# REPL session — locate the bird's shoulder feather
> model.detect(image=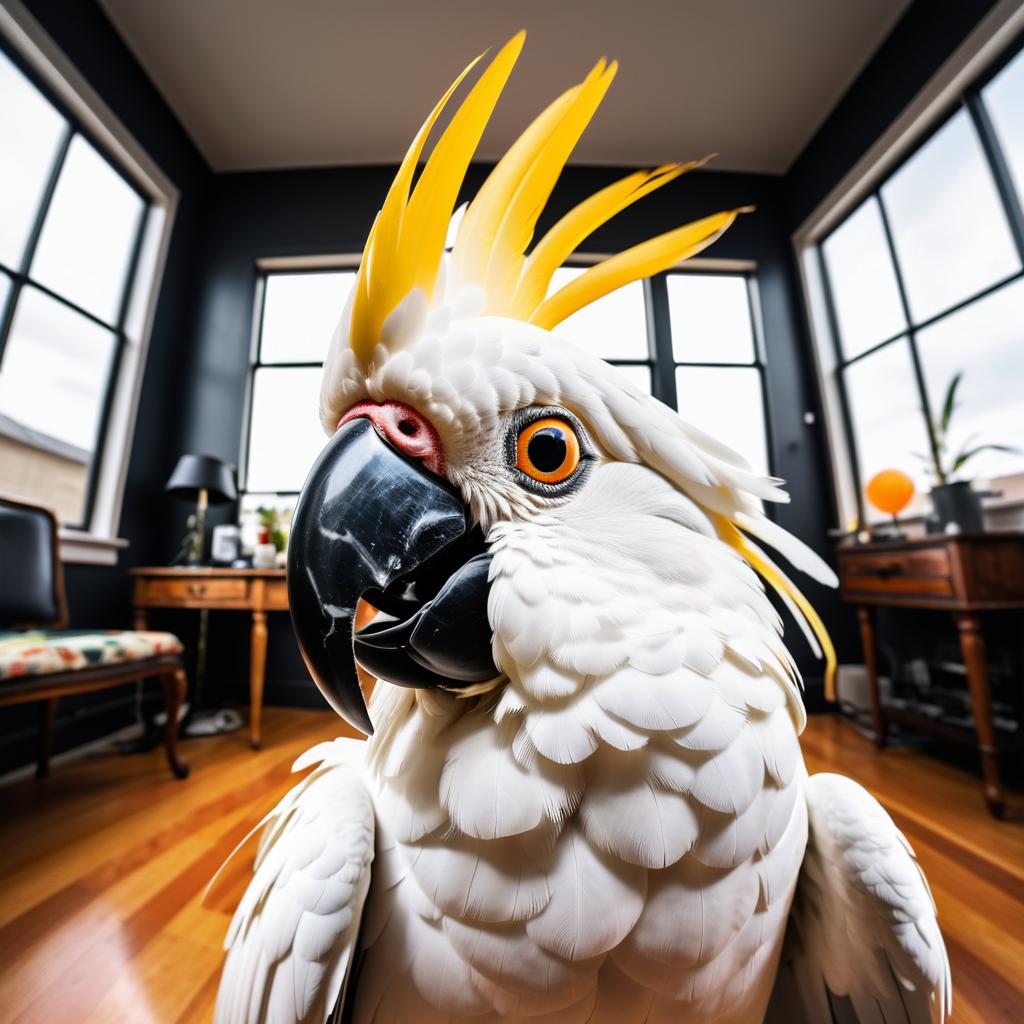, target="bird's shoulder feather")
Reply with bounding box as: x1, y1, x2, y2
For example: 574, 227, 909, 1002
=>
215, 738, 375, 1024
766, 772, 951, 1024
